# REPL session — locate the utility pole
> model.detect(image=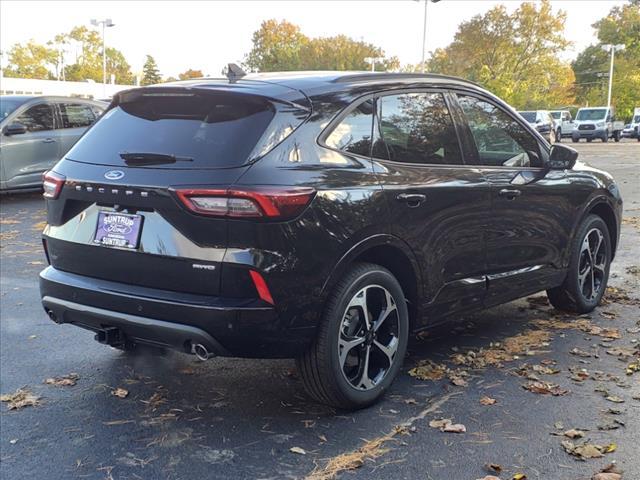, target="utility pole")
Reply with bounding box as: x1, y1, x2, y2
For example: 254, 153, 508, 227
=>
417, 0, 441, 73
364, 57, 384, 72
601, 44, 625, 109
90, 18, 115, 96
